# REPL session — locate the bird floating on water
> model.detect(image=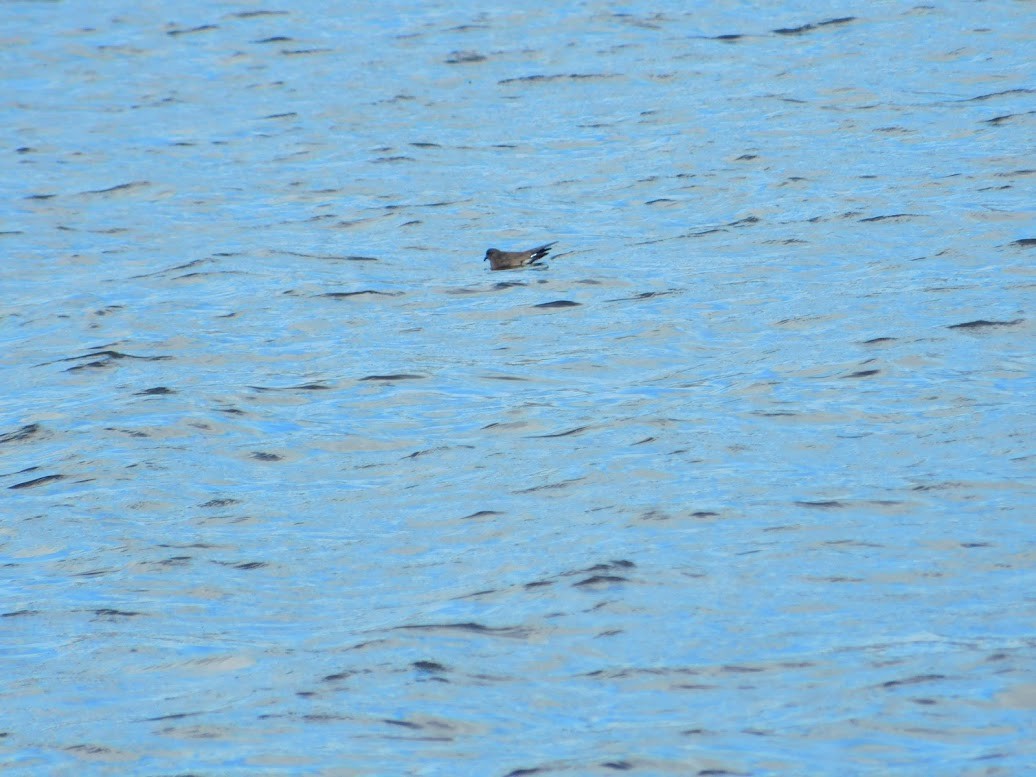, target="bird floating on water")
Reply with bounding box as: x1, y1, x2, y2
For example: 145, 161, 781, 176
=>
484, 242, 558, 270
